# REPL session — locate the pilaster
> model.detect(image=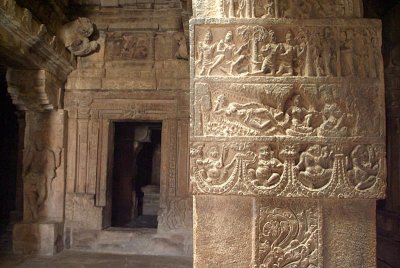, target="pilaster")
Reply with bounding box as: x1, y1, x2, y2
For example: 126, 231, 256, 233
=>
190, 0, 386, 267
